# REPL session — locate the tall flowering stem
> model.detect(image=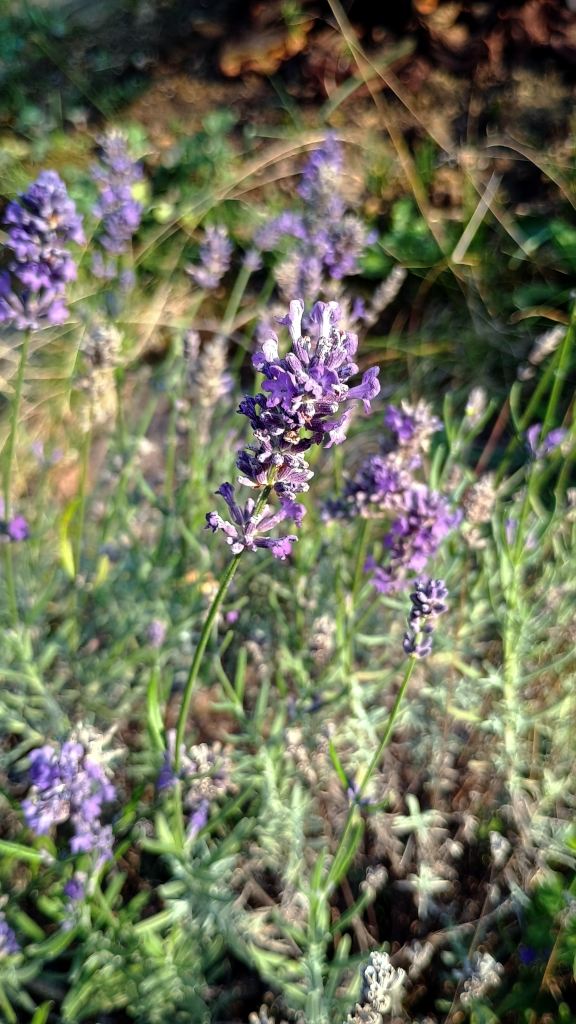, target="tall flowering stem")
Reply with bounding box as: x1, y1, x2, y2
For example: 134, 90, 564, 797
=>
327, 581, 448, 893
173, 550, 242, 773
3, 330, 31, 622
172, 299, 379, 823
